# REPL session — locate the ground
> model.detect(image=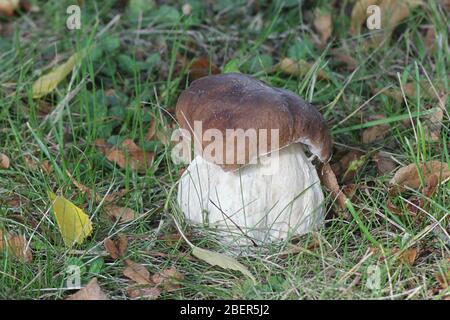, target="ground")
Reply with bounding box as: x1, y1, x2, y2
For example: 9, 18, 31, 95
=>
0, 0, 449, 299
